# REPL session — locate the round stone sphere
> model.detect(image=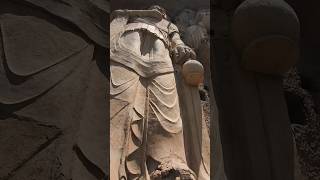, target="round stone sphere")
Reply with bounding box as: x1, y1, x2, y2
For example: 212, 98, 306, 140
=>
242, 35, 299, 74
182, 60, 204, 86
232, 0, 300, 51
231, 0, 300, 74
